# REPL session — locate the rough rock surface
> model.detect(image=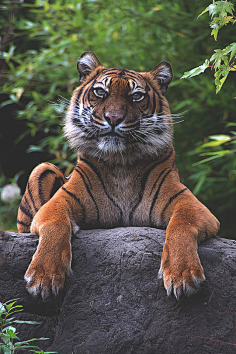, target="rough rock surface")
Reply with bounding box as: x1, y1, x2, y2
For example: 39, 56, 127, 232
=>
0, 227, 236, 354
